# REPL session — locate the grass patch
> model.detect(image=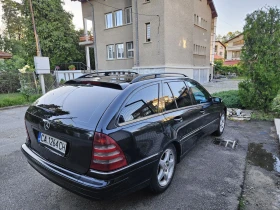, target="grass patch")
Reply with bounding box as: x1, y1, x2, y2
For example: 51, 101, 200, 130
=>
230, 76, 246, 80
238, 197, 246, 210
0, 93, 41, 108
251, 111, 279, 121
212, 90, 242, 108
